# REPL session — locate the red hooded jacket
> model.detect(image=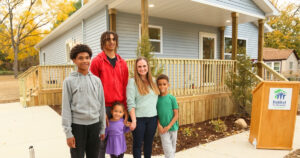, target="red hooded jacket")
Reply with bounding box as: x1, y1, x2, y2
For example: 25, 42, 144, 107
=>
90, 51, 128, 108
